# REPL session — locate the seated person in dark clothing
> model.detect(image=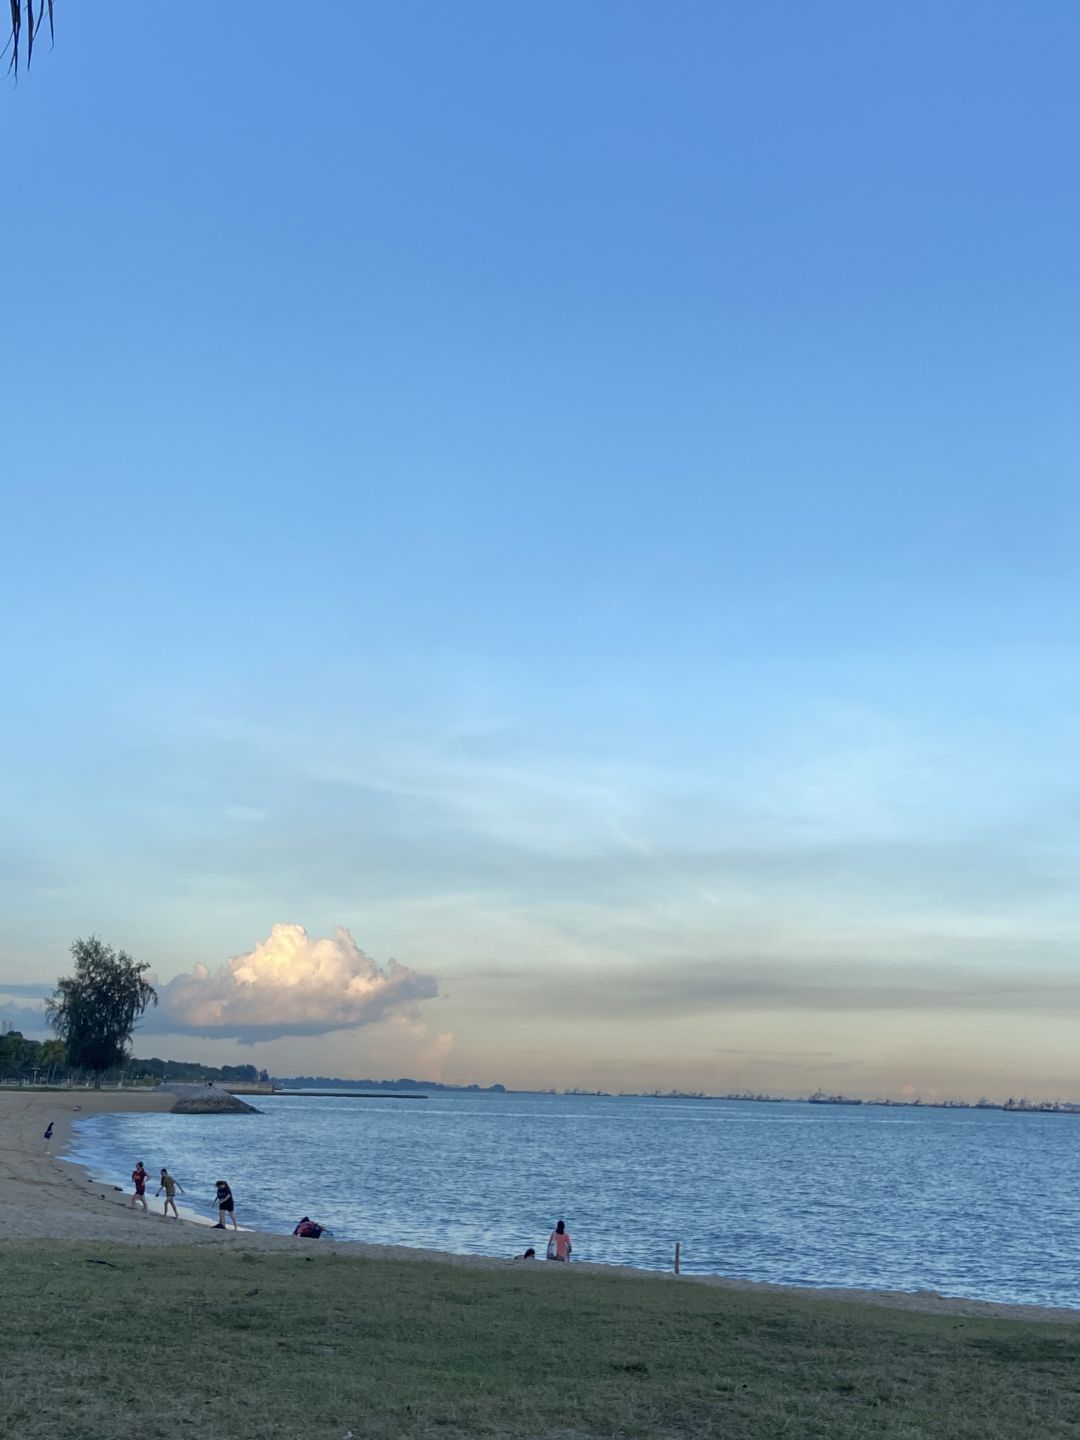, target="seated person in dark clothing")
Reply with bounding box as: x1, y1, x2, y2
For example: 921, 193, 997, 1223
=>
292, 1216, 326, 1238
